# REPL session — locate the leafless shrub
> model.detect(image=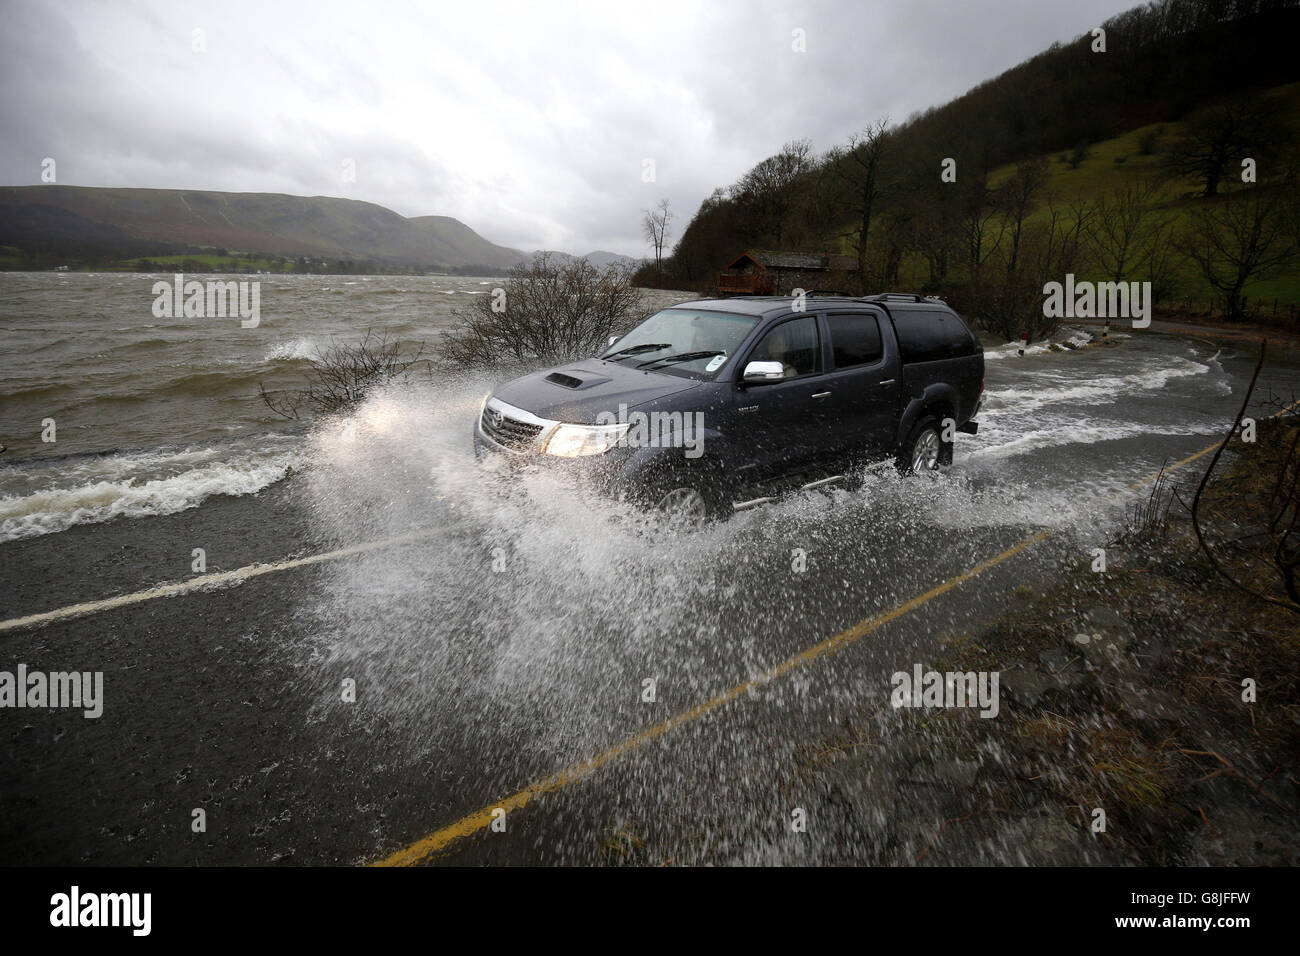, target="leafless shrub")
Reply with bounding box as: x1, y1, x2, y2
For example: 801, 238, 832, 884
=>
1185, 186, 1297, 321
962, 192, 1092, 343
439, 253, 645, 370
1126, 463, 1177, 542
260, 330, 428, 420
1191, 342, 1300, 614
1087, 179, 1168, 283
